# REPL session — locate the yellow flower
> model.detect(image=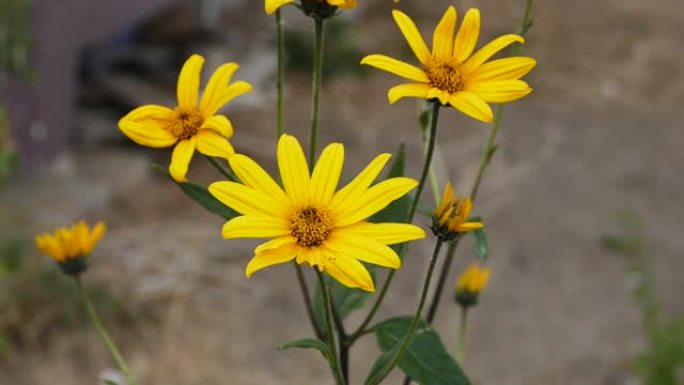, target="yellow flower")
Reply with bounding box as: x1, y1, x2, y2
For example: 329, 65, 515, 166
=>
208, 134, 425, 292
35, 221, 106, 275
361, 6, 536, 123
118, 54, 252, 182
456, 264, 490, 294
265, 0, 356, 15
432, 182, 483, 240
